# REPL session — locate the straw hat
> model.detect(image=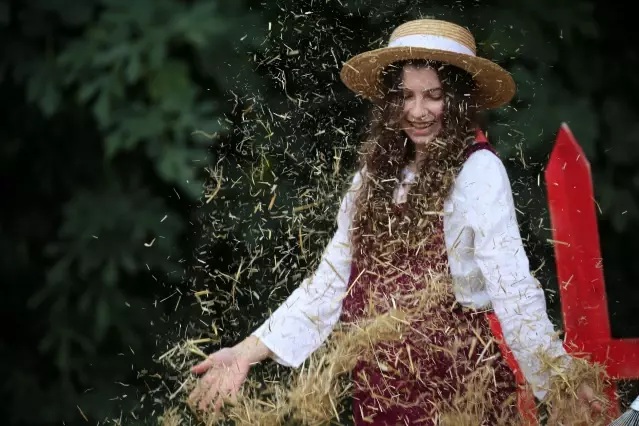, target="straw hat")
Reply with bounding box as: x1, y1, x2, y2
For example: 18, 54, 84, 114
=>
340, 19, 516, 110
